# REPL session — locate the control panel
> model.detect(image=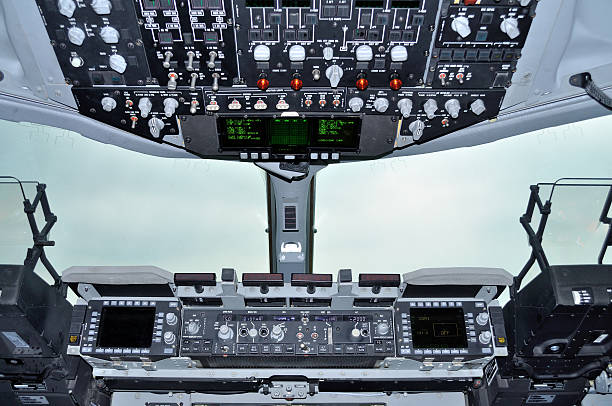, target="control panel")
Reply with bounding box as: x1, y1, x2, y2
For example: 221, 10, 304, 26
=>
35, 0, 538, 161
78, 298, 181, 360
